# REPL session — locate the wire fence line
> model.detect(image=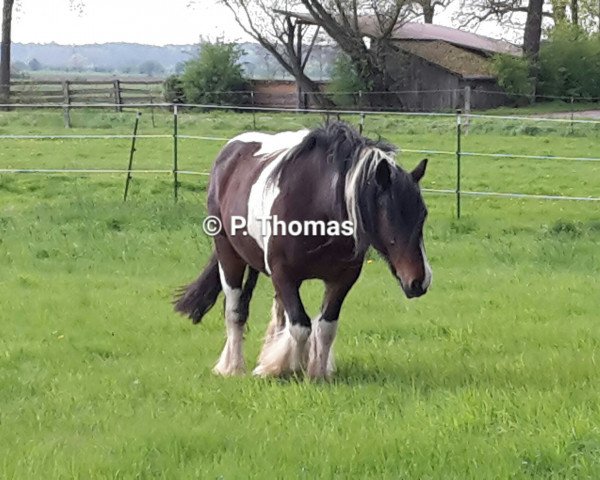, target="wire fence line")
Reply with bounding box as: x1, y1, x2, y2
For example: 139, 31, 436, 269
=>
2, 168, 597, 202
0, 168, 210, 176
2, 101, 600, 124
1, 102, 599, 210
0, 134, 172, 140
2, 133, 598, 164
422, 189, 600, 202
466, 113, 600, 125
